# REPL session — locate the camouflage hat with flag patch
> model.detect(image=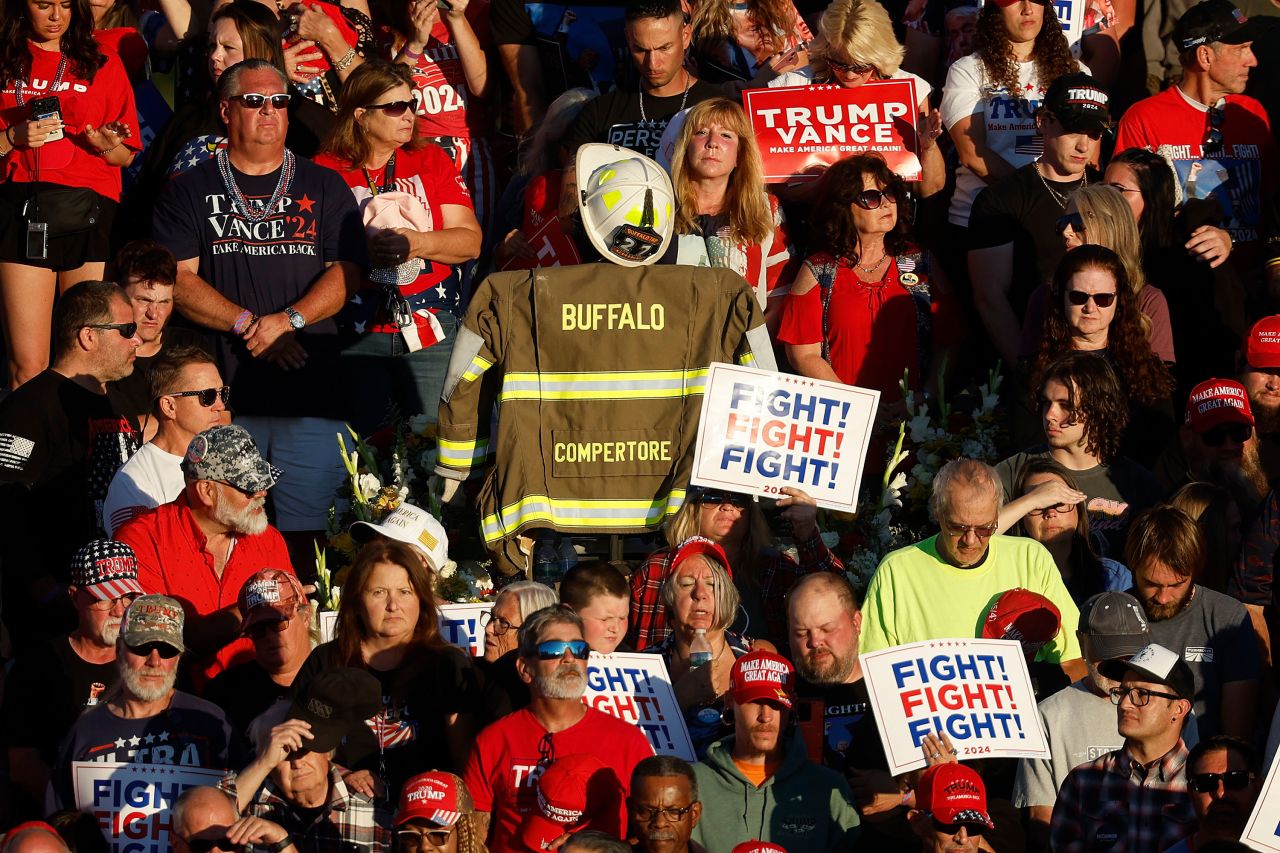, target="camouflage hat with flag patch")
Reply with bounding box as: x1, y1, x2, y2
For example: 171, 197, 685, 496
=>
70, 540, 144, 601
350, 502, 449, 572
121, 594, 186, 653
182, 424, 282, 493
